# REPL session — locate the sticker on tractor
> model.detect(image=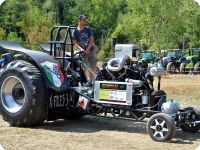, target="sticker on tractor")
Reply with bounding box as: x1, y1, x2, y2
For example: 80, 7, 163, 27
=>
78, 96, 89, 110
41, 61, 64, 87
